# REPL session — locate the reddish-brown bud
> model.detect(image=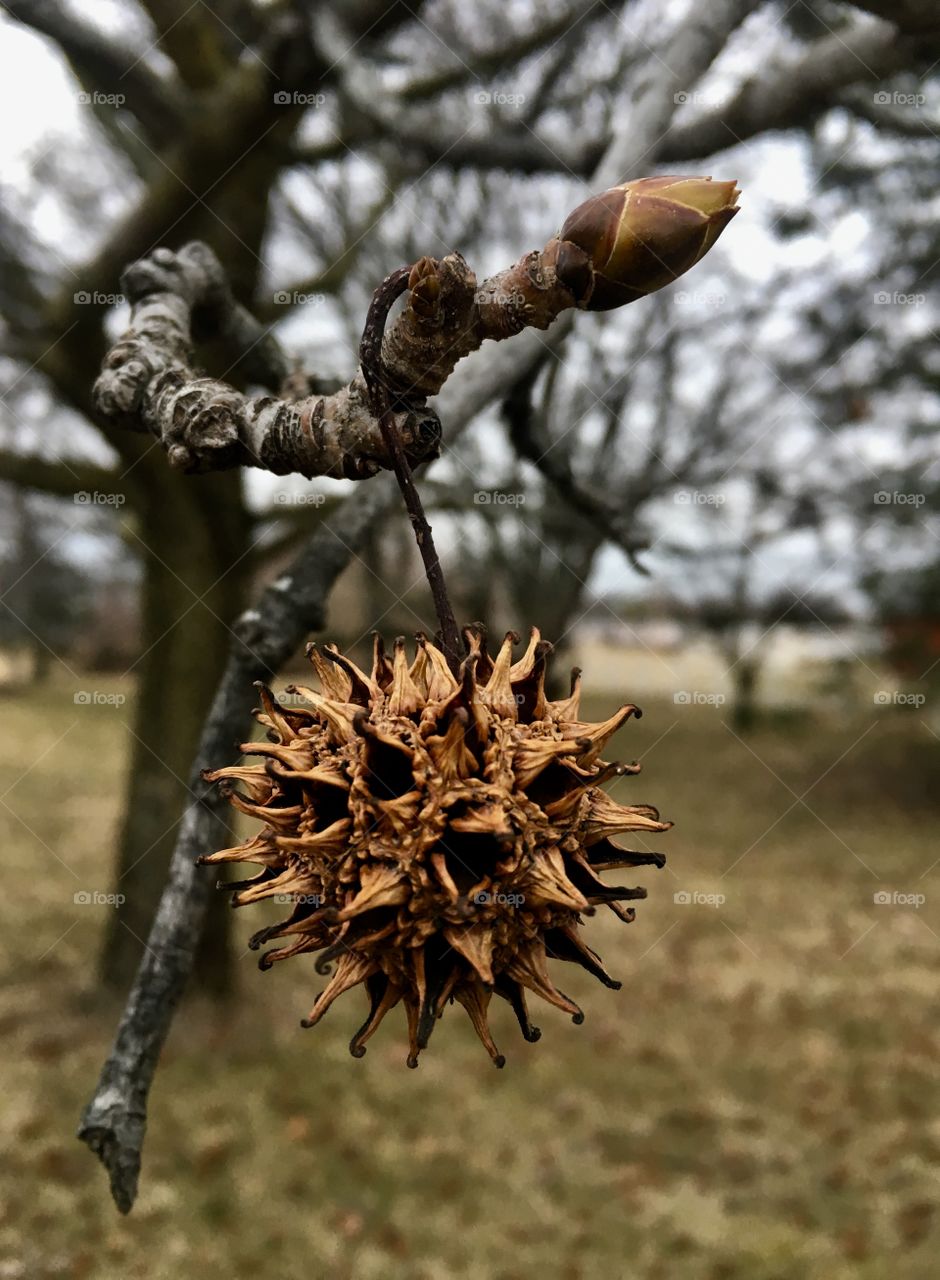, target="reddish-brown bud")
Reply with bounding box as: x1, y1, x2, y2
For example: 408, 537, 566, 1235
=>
558, 176, 740, 311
